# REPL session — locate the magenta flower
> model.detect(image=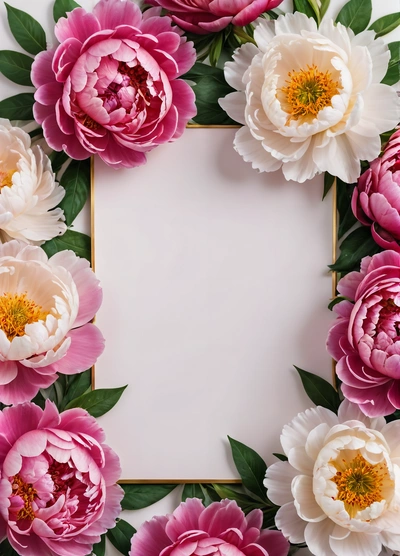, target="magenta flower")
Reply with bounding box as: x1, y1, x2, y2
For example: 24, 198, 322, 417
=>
147, 0, 284, 34
327, 250, 400, 417
352, 129, 400, 252
31, 0, 196, 169
0, 241, 104, 405
0, 401, 123, 556
130, 497, 289, 556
